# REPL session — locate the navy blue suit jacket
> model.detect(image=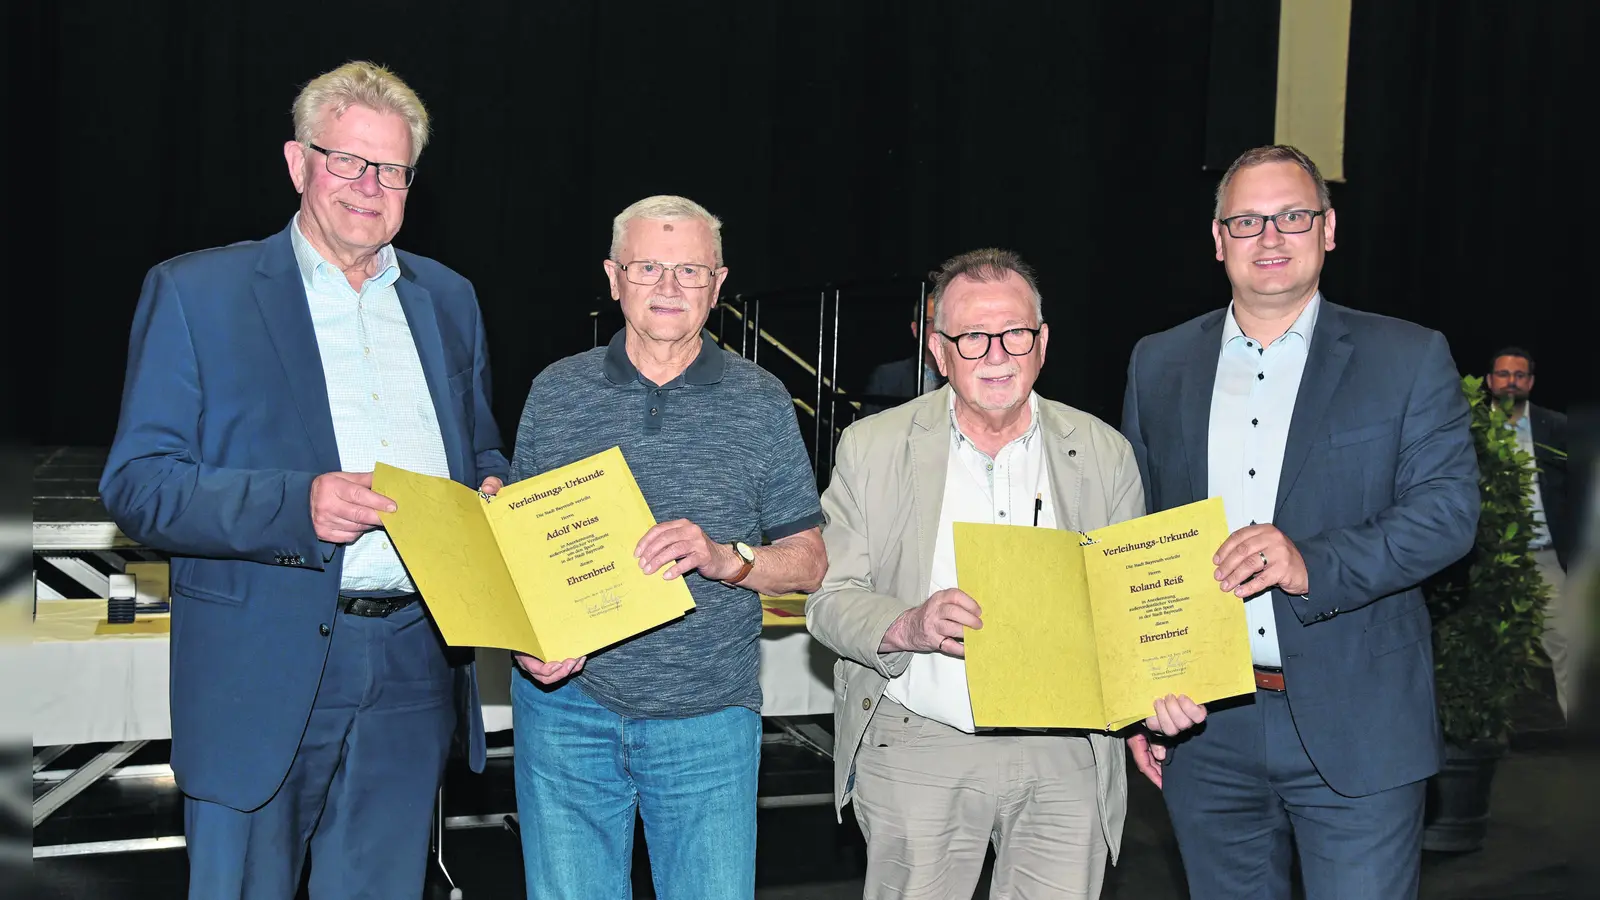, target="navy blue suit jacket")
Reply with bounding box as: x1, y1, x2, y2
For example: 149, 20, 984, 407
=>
100, 223, 509, 812
1121, 300, 1479, 797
